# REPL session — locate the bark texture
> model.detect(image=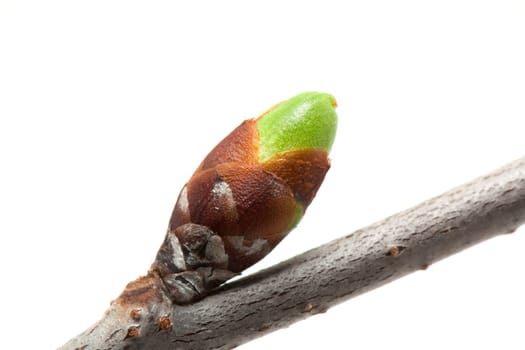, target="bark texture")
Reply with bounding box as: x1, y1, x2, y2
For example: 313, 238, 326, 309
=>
59, 156, 525, 350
